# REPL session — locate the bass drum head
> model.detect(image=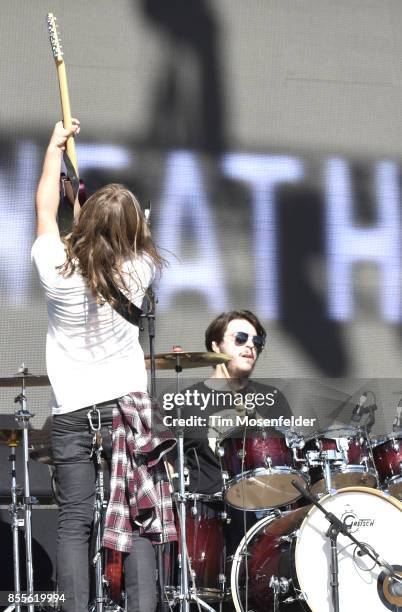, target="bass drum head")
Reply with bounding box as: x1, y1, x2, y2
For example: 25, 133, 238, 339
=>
295, 487, 402, 612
